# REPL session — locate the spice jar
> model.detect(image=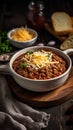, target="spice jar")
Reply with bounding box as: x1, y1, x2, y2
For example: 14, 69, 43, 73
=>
26, 1, 45, 31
